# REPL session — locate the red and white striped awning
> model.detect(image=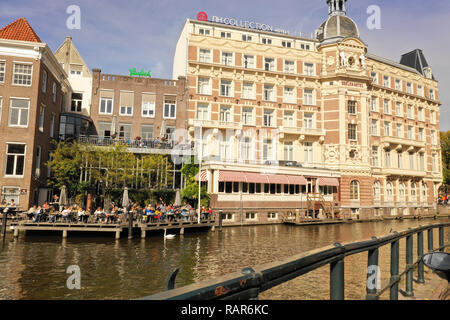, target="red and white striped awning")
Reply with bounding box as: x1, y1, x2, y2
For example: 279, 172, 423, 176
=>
318, 177, 340, 187
245, 172, 269, 184
286, 175, 307, 185
218, 171, 247, 183
266, 174, 290, 185
194, 171, 208, 182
